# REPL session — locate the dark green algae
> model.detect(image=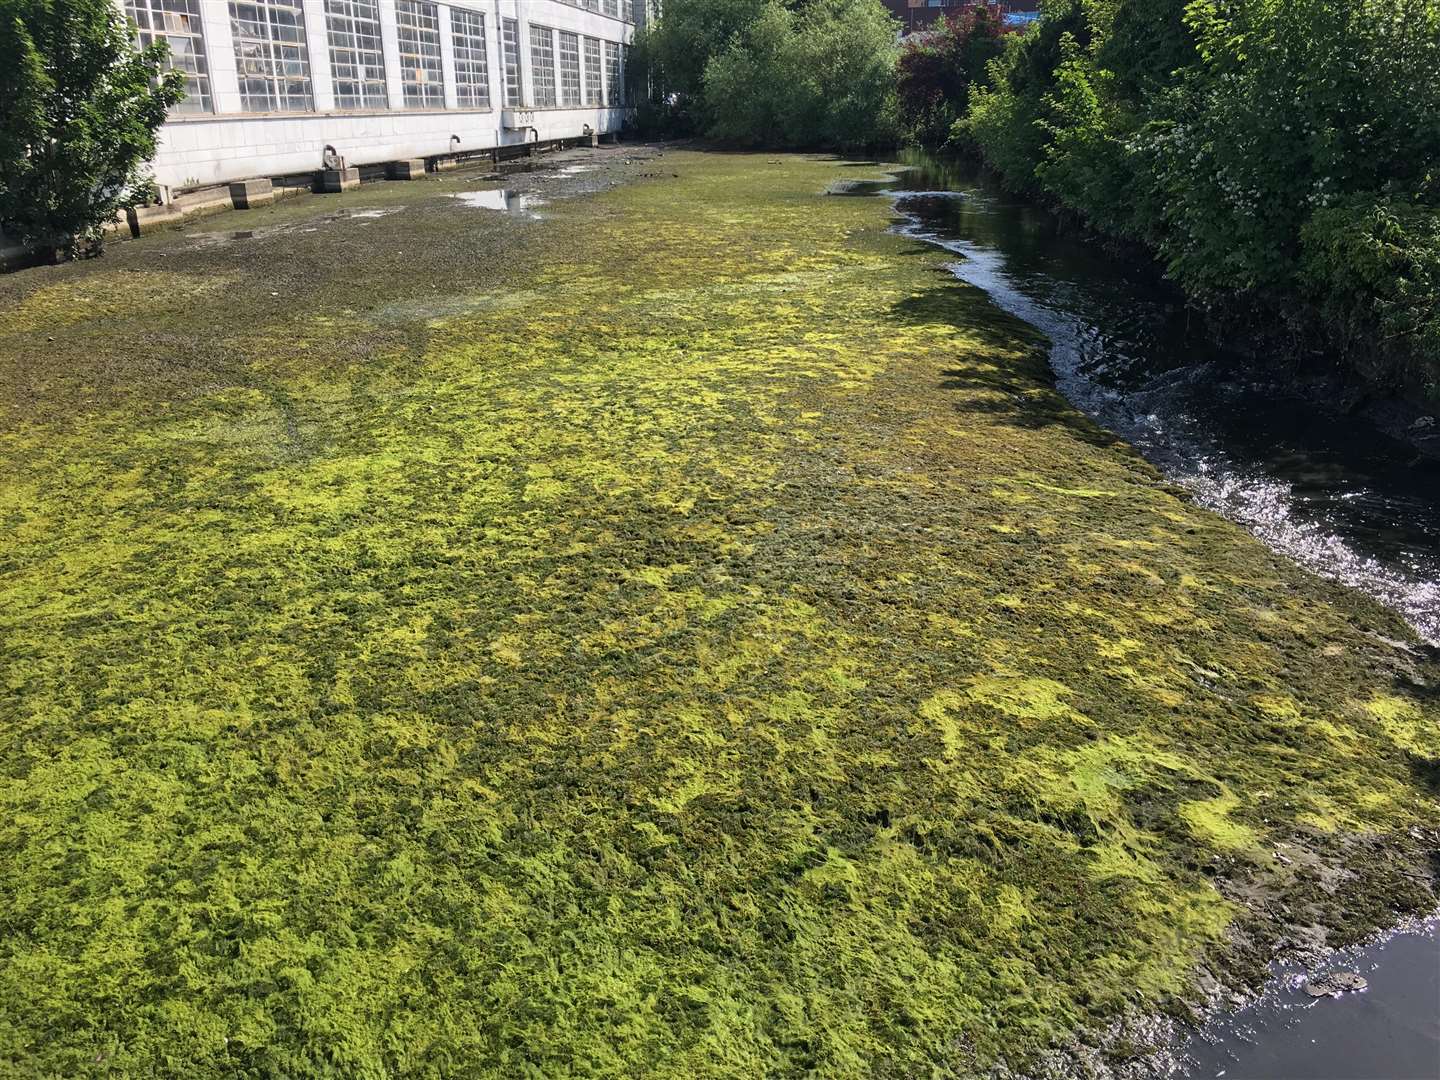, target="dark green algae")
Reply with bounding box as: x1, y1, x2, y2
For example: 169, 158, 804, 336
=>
0, 149, 1437, 1078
